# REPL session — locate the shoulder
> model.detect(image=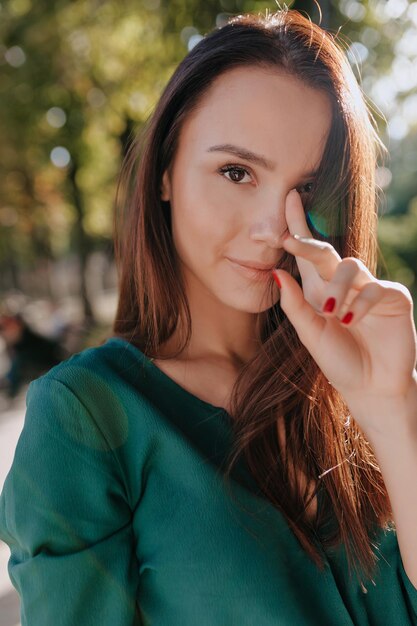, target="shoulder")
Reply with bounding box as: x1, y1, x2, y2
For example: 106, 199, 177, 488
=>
31, 336, 147, 399
26, 337, 154, 453
0, 338, 155, 521
37, 336, 143, 386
